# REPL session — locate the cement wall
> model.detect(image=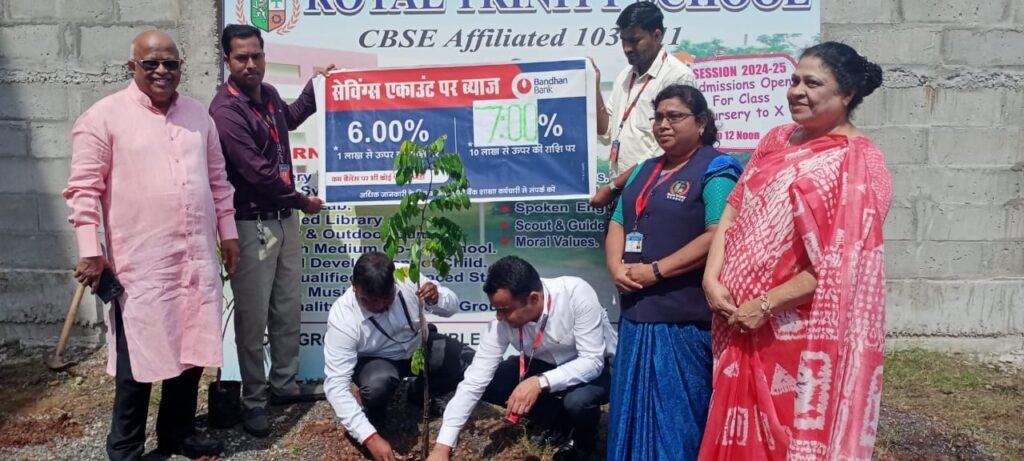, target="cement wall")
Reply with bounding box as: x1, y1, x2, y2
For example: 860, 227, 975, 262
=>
0, 0, 220, 343
822, 0, 1024, 350
1, 0, 1022, 350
